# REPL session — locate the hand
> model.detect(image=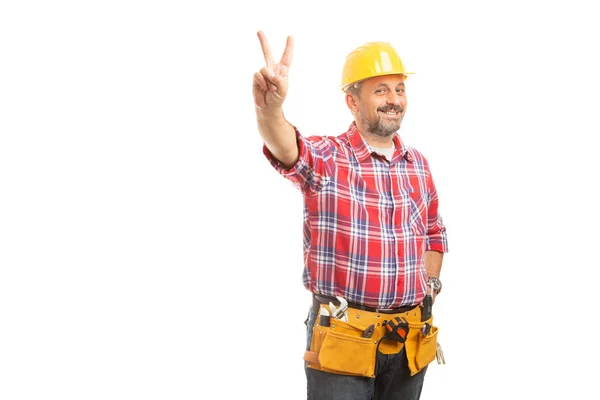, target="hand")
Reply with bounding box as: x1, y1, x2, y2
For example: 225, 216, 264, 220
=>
253, 31, 294, 110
